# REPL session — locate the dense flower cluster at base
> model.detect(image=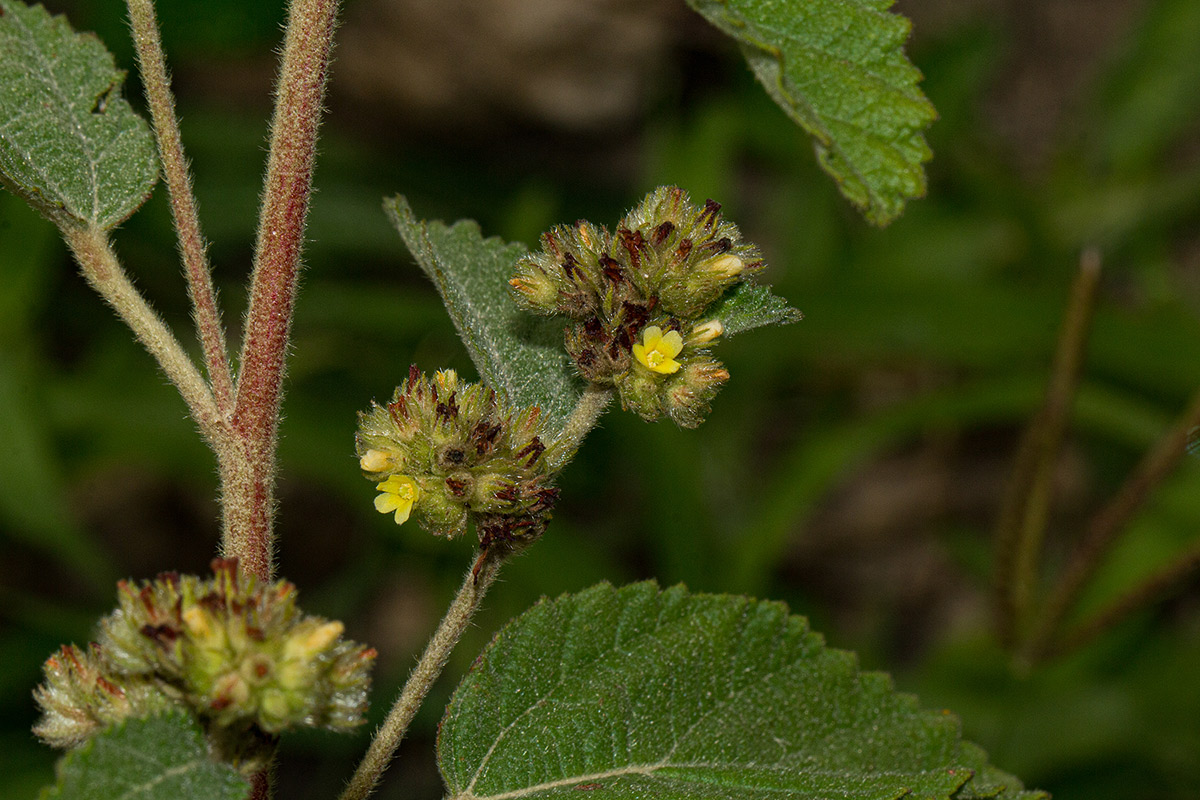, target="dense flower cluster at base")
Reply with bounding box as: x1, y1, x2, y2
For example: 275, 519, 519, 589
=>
510, 186, 760, 427
33, 559, 374, 772
356, 367, 560, 551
